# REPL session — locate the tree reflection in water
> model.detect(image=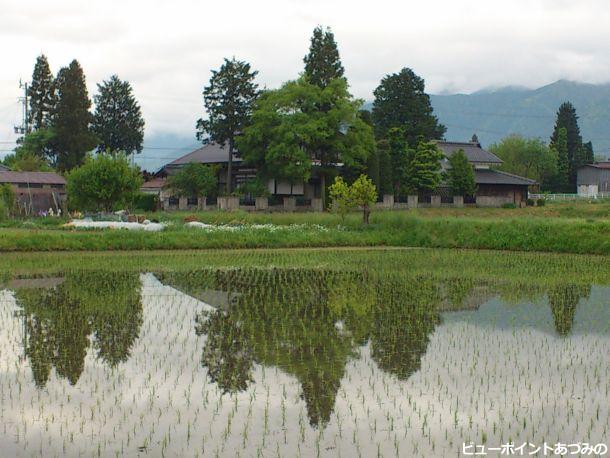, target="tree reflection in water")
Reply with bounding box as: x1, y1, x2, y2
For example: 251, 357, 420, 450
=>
549, 284, 591, 336
179, 269, 443, 427
16, 272, 142, 387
